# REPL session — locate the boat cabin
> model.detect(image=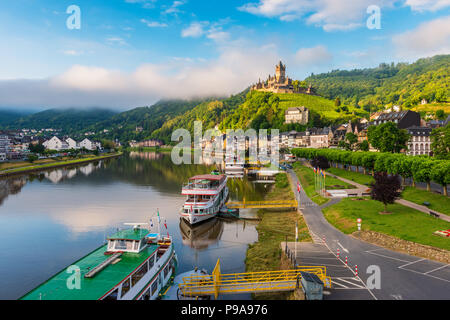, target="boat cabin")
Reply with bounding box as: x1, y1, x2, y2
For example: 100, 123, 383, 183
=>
107, 228, 150, 253
183, 174, 226, 190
